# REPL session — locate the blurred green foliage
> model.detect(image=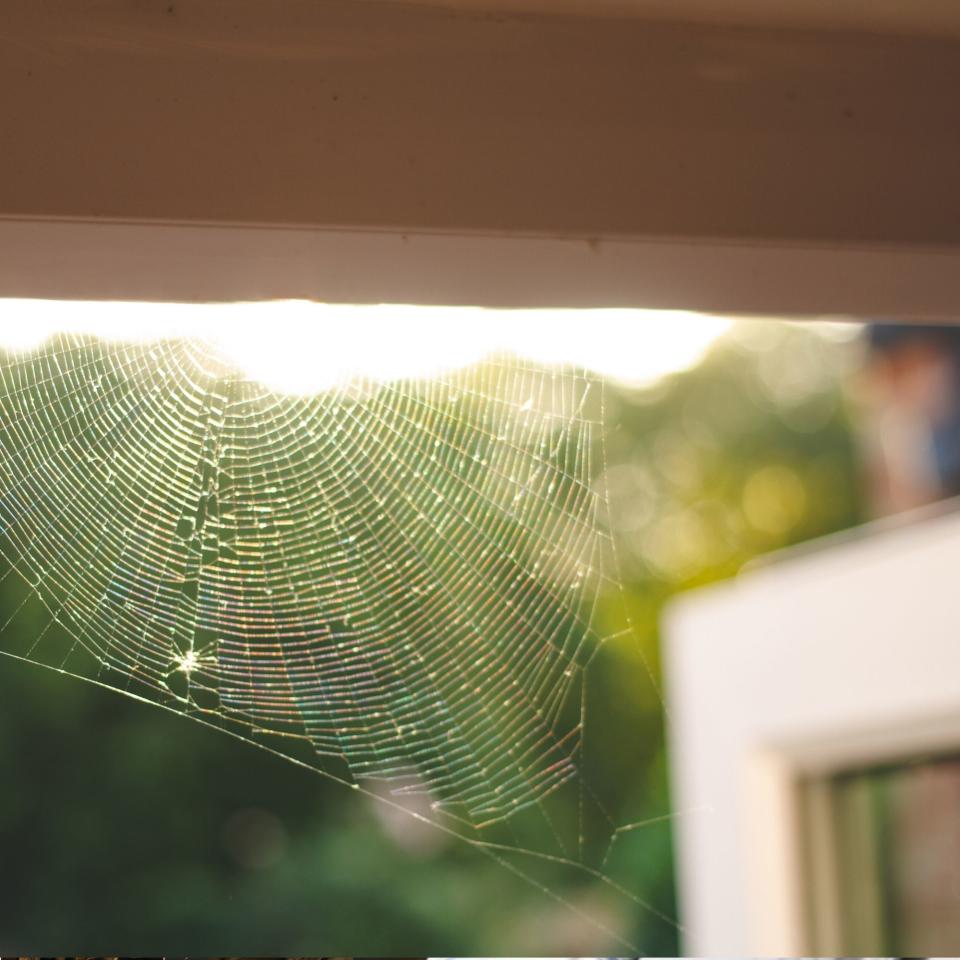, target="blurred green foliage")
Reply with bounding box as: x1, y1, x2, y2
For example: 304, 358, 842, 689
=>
0, 320, 865, 955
